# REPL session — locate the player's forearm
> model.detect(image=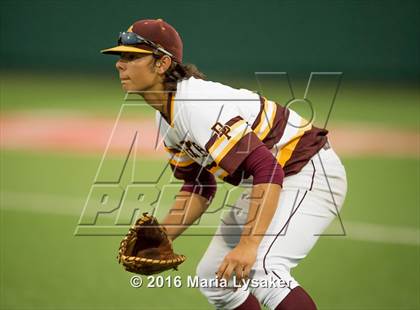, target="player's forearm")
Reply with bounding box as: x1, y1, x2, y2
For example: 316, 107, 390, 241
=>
161, 191, 210, 241
239, 183, 282, 246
